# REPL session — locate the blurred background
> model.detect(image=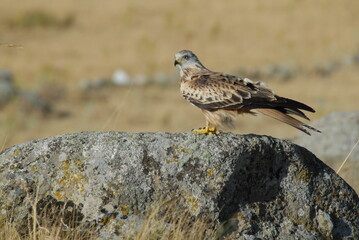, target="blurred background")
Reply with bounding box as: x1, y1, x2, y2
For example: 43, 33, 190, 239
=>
0, 0, 358, 191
